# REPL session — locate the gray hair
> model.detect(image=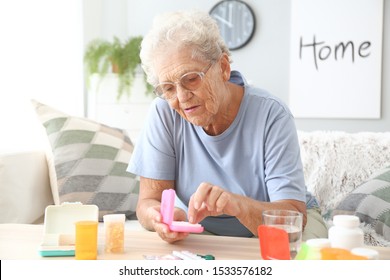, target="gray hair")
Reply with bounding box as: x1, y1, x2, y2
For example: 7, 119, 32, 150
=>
140, 10, 231, 86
